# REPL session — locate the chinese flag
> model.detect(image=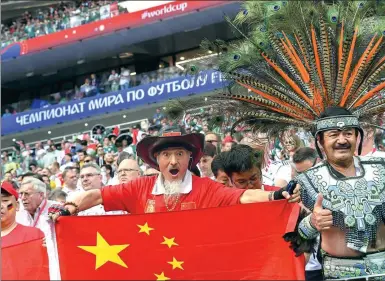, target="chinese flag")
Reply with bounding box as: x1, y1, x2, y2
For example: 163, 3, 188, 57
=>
1, 238, 50, 280
56, 202, 305, 280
